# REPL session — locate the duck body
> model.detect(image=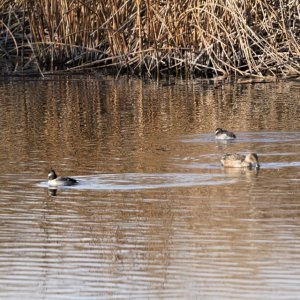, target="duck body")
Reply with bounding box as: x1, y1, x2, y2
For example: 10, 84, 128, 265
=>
48, 169, 78, 187
215, 128, 236, 140
221, 153, 260, 168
